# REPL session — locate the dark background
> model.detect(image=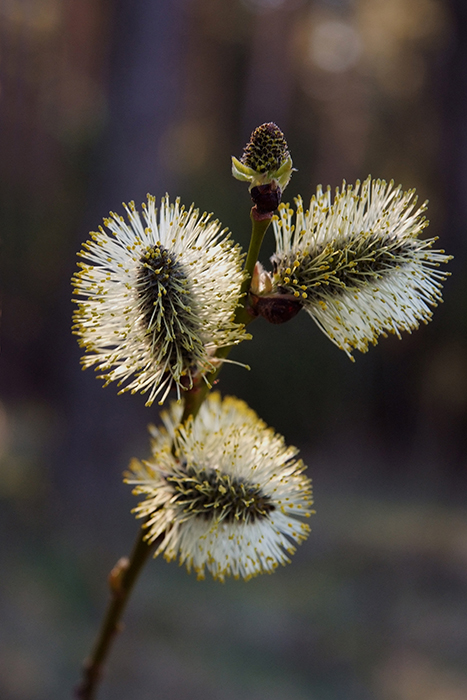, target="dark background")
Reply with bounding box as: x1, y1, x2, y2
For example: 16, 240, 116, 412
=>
1, 0, 467, 698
